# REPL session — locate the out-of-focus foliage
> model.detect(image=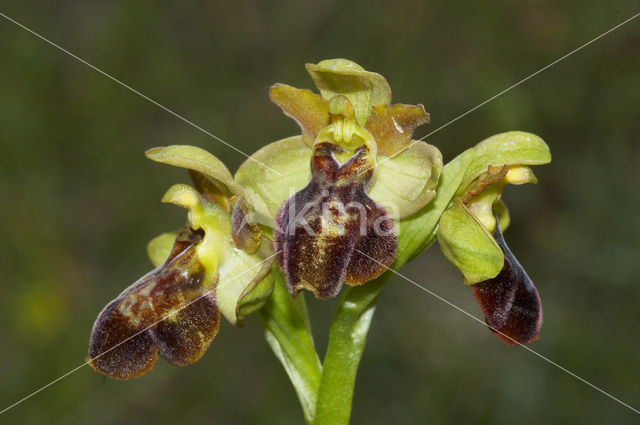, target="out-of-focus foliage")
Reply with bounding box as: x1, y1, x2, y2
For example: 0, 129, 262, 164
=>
0, 1, 638, 424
